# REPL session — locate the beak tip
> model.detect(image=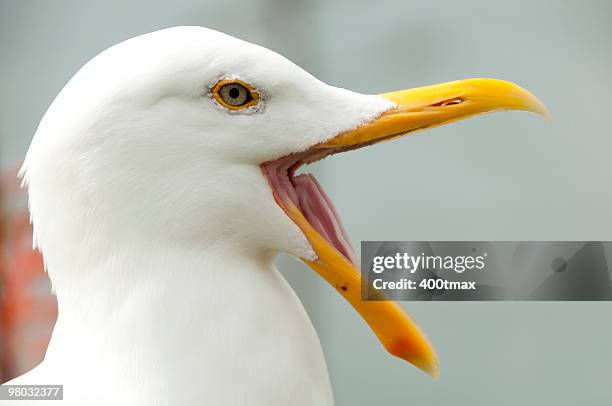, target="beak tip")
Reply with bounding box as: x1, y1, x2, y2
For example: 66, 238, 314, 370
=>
529, 99, 552, 122
415, 355, 440, 380
426, 361, 441, 380
510, 82, 551, 122
398, 352, 440, 379
541, 107, 553, 122
388, 336, 440, 379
